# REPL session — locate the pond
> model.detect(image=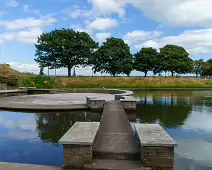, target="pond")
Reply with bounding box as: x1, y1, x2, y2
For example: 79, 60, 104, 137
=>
134, 90, 212, 170
0, 90, 212, 170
